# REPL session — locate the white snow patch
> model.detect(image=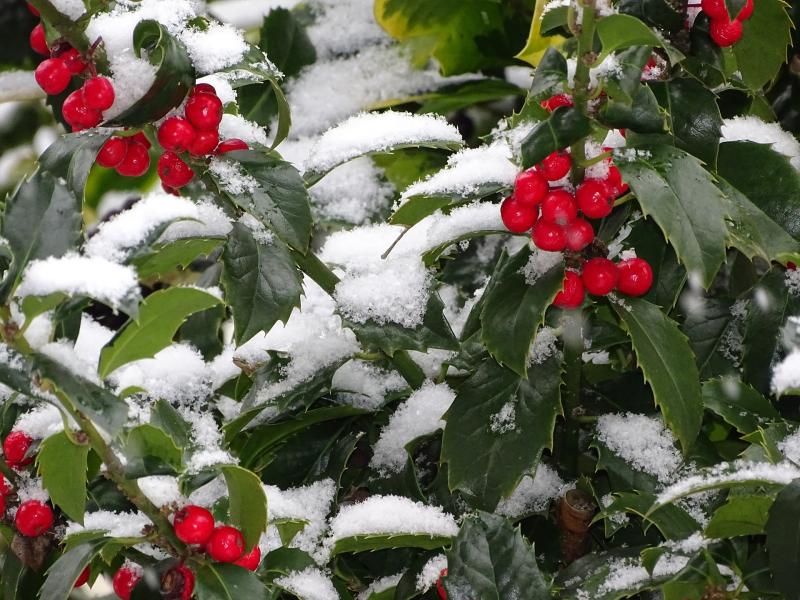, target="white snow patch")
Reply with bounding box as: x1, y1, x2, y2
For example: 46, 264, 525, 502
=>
497, 463, 566, 518
332, 360, 406, 411
275, 568, 338, 600
417, 554, 448, 593
721, 116, 800, 171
